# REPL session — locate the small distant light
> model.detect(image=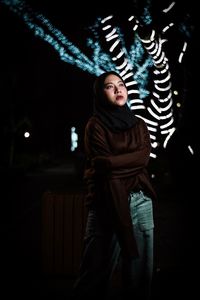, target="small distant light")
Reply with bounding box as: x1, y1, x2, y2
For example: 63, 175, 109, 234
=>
70, 127, 78, 152
176, 102, 181, 108
24, 131, 30, 138
188, 145, 194, 155
151, 173, 155, 178
173, 90, 178, 96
